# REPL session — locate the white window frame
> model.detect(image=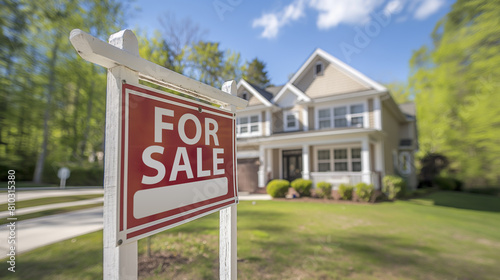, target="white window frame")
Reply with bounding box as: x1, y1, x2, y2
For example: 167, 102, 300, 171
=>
236, 113, 261, 137
283, 110, 299, 132
315, 101, 368, 130
314, 61, 324, 76
313, 145, 363, 173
